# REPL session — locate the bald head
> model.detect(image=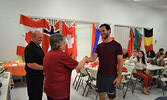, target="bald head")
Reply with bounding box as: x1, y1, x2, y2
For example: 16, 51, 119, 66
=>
31, 30, 43, 46
123, 49, 127, 55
